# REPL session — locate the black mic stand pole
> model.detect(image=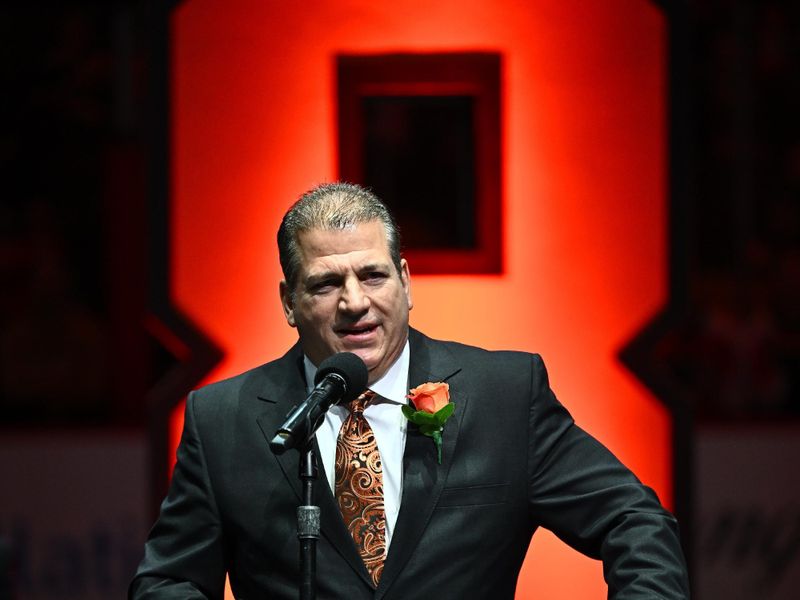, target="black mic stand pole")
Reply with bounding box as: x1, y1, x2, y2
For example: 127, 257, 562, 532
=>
297, 440, 320, 600
270, 352, 369, 599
